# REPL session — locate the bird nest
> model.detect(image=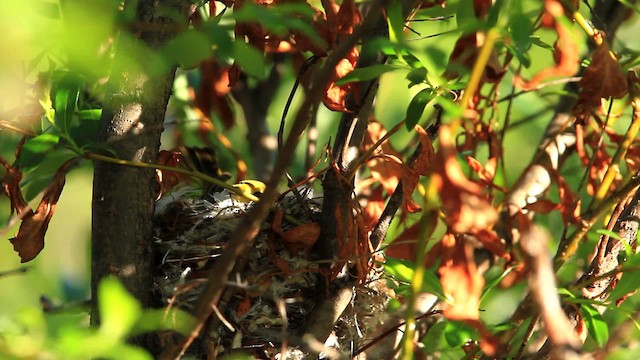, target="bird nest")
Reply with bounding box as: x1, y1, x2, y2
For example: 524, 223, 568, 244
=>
153, 185, 392, 358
